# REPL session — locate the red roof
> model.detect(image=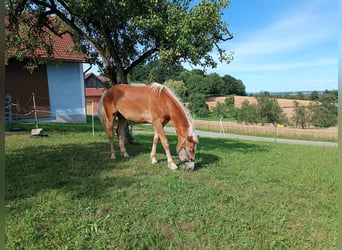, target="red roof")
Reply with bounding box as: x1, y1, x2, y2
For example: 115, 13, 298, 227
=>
5, 17, 87, 62
36, 33, 87, 62
85, 73, 111, 83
